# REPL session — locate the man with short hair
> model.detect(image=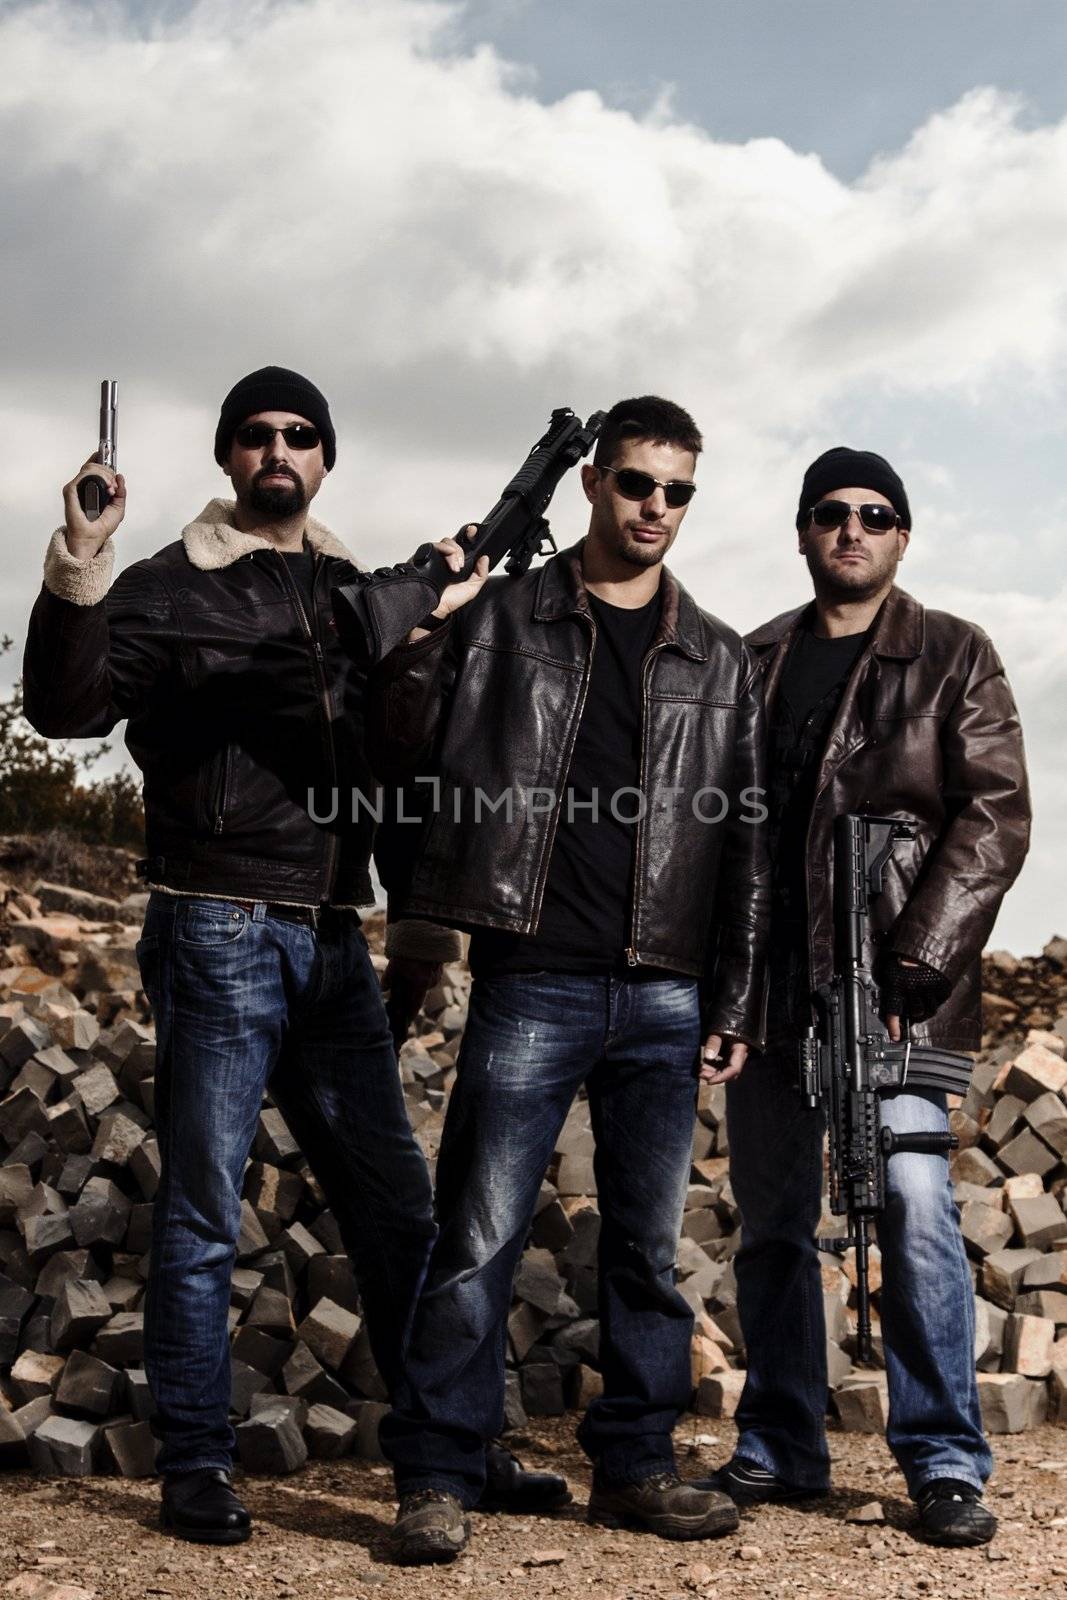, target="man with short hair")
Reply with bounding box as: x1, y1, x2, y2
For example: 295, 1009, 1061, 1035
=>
702, 447, 1031, 1547
22, 367, 453, 1541
368, 396, 771, 1563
